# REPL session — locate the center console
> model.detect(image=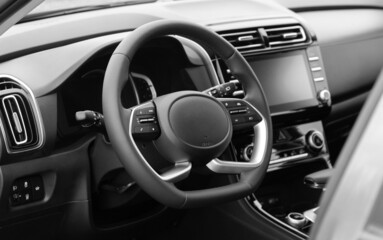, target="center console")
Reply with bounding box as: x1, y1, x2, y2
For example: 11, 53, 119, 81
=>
211, 20, 332, 238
